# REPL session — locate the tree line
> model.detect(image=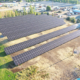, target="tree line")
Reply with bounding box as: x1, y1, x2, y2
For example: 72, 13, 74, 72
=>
24, 0, 79, 4
66, 16, 80, 23
0, 0, 79, 4
0, 0, 21, 2
51, 0, 79, 4
0, 6, 41, 18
